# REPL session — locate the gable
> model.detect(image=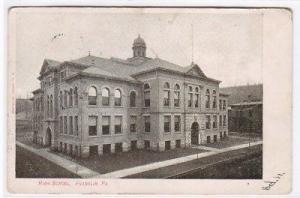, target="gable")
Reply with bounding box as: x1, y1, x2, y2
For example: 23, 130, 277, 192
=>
39, 60, 49, 75
186, 64, 207, 78
39, 59, 61, 75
